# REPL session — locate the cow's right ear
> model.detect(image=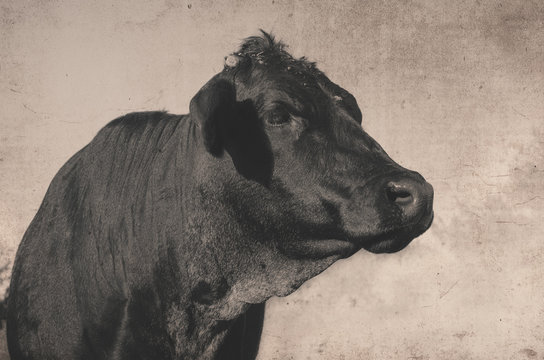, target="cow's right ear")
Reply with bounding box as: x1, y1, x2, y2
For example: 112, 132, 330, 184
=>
189, 78, 236, 157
